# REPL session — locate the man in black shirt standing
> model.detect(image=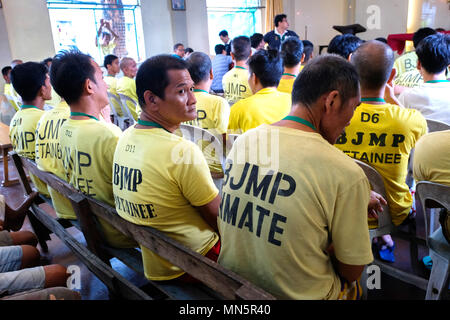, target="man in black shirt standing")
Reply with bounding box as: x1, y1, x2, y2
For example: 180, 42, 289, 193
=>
264, 14, 299, 51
